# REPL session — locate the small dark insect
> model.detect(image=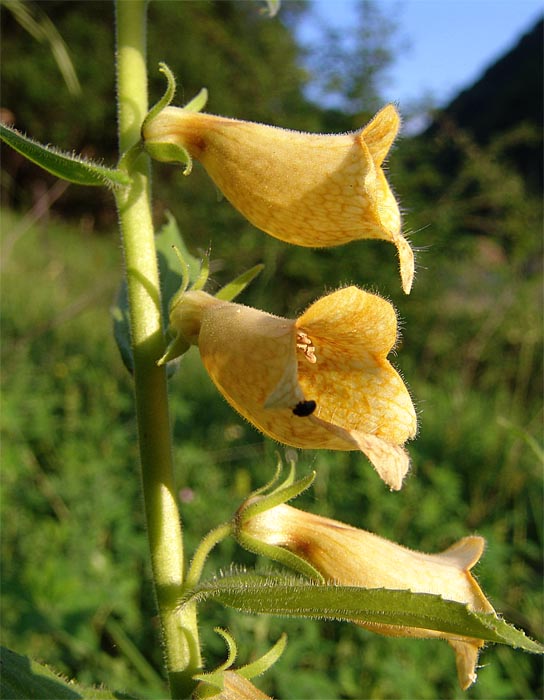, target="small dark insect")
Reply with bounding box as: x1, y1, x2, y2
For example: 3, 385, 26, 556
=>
292, 400, 317, 417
